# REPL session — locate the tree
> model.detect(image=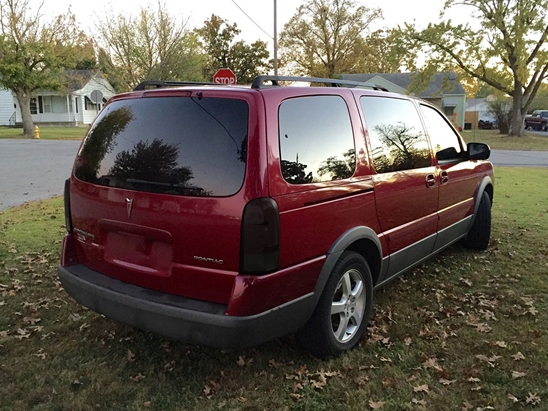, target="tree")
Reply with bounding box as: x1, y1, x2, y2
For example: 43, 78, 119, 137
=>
399, 0, 548, 136
195, 15, 270, 84
486, 97, 513, 134
0, 0, 91, 136
95, 2, 205, 91
278, 0, 382, 78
